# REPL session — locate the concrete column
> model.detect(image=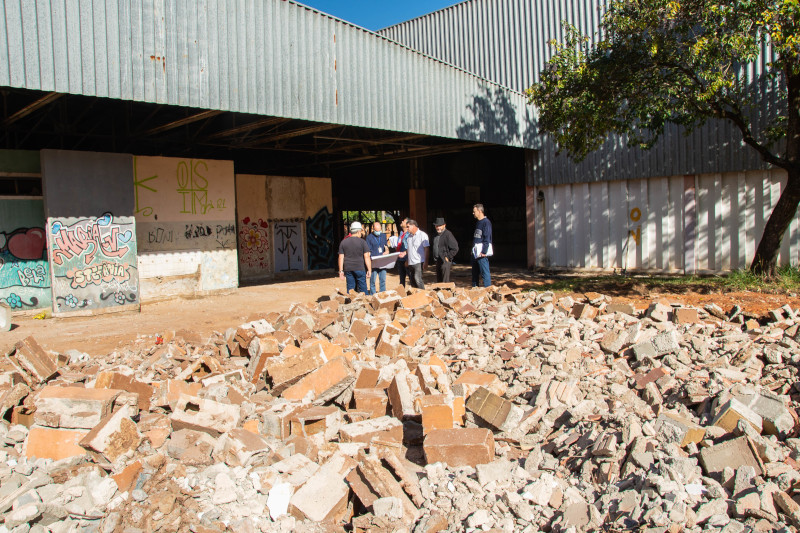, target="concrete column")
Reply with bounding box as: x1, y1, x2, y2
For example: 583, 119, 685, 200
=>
526, 186, 536, 269
409, 189, 427, 230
